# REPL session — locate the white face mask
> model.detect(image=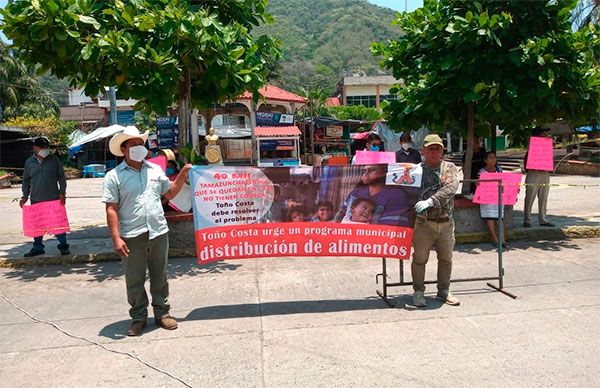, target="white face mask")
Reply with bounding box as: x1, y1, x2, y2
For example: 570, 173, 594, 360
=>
38, 149, 50, 158
401, 143, 411, 151
128, 145, 148, 162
